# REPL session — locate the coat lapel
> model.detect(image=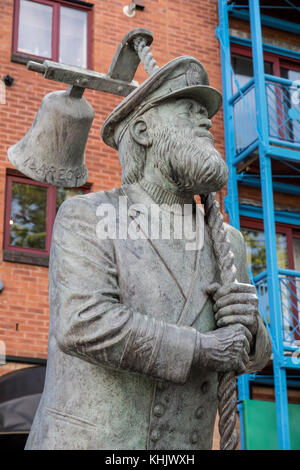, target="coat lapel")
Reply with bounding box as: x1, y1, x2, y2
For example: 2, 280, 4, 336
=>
122, 185, 217, 327
176, 231, 216, 327
127, 203, 188, 302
